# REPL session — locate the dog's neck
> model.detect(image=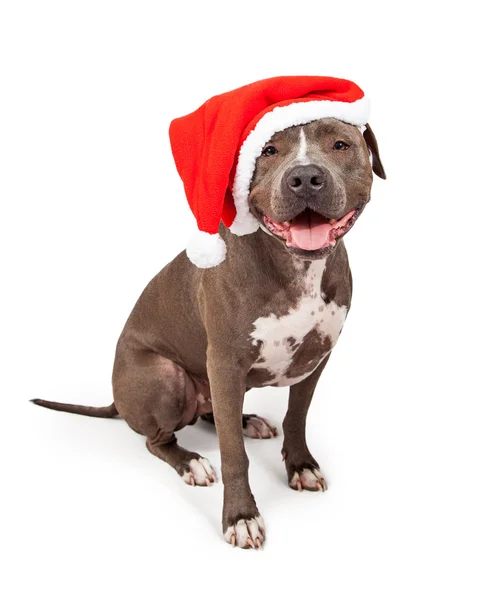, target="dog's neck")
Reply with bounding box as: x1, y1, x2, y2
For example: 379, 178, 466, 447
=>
222, 224, 338, 284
